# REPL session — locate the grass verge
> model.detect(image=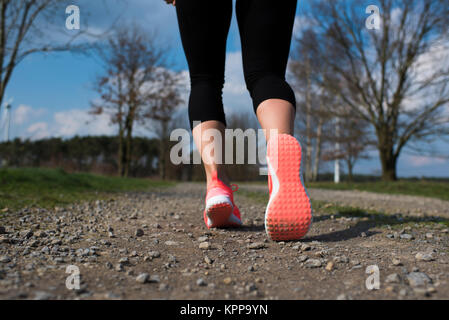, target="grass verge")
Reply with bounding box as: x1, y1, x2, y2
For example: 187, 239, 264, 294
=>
0, 167, 174, 211
306, 180, 449, 201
